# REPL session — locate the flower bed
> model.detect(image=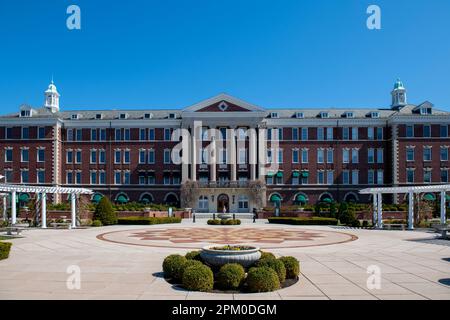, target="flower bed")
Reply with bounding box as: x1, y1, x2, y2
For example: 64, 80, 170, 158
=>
117, 217, 182, 225
268, 217, 338, 225
162, 250, 300, 293
0, 242, 12, 260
